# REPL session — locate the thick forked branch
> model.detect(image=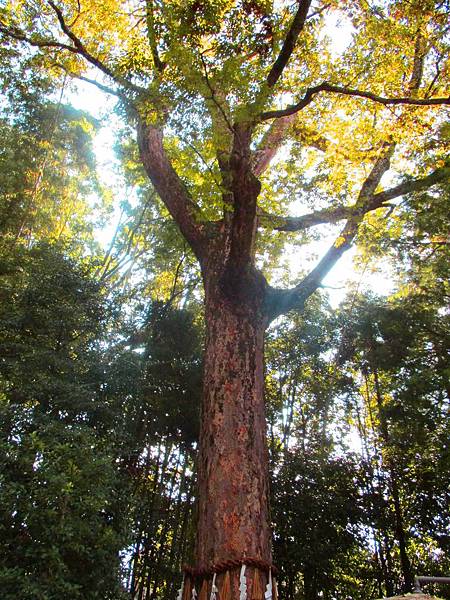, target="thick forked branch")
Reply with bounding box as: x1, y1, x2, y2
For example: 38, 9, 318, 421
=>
227, 123, 262, 272
261, 82, 450, 120
137, 122, 208, 259
266, 0, 313, 88
265, 34, 448, 318
254, 36, 437, 183
260, 163, 450, 231
266, 143, 395, 319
